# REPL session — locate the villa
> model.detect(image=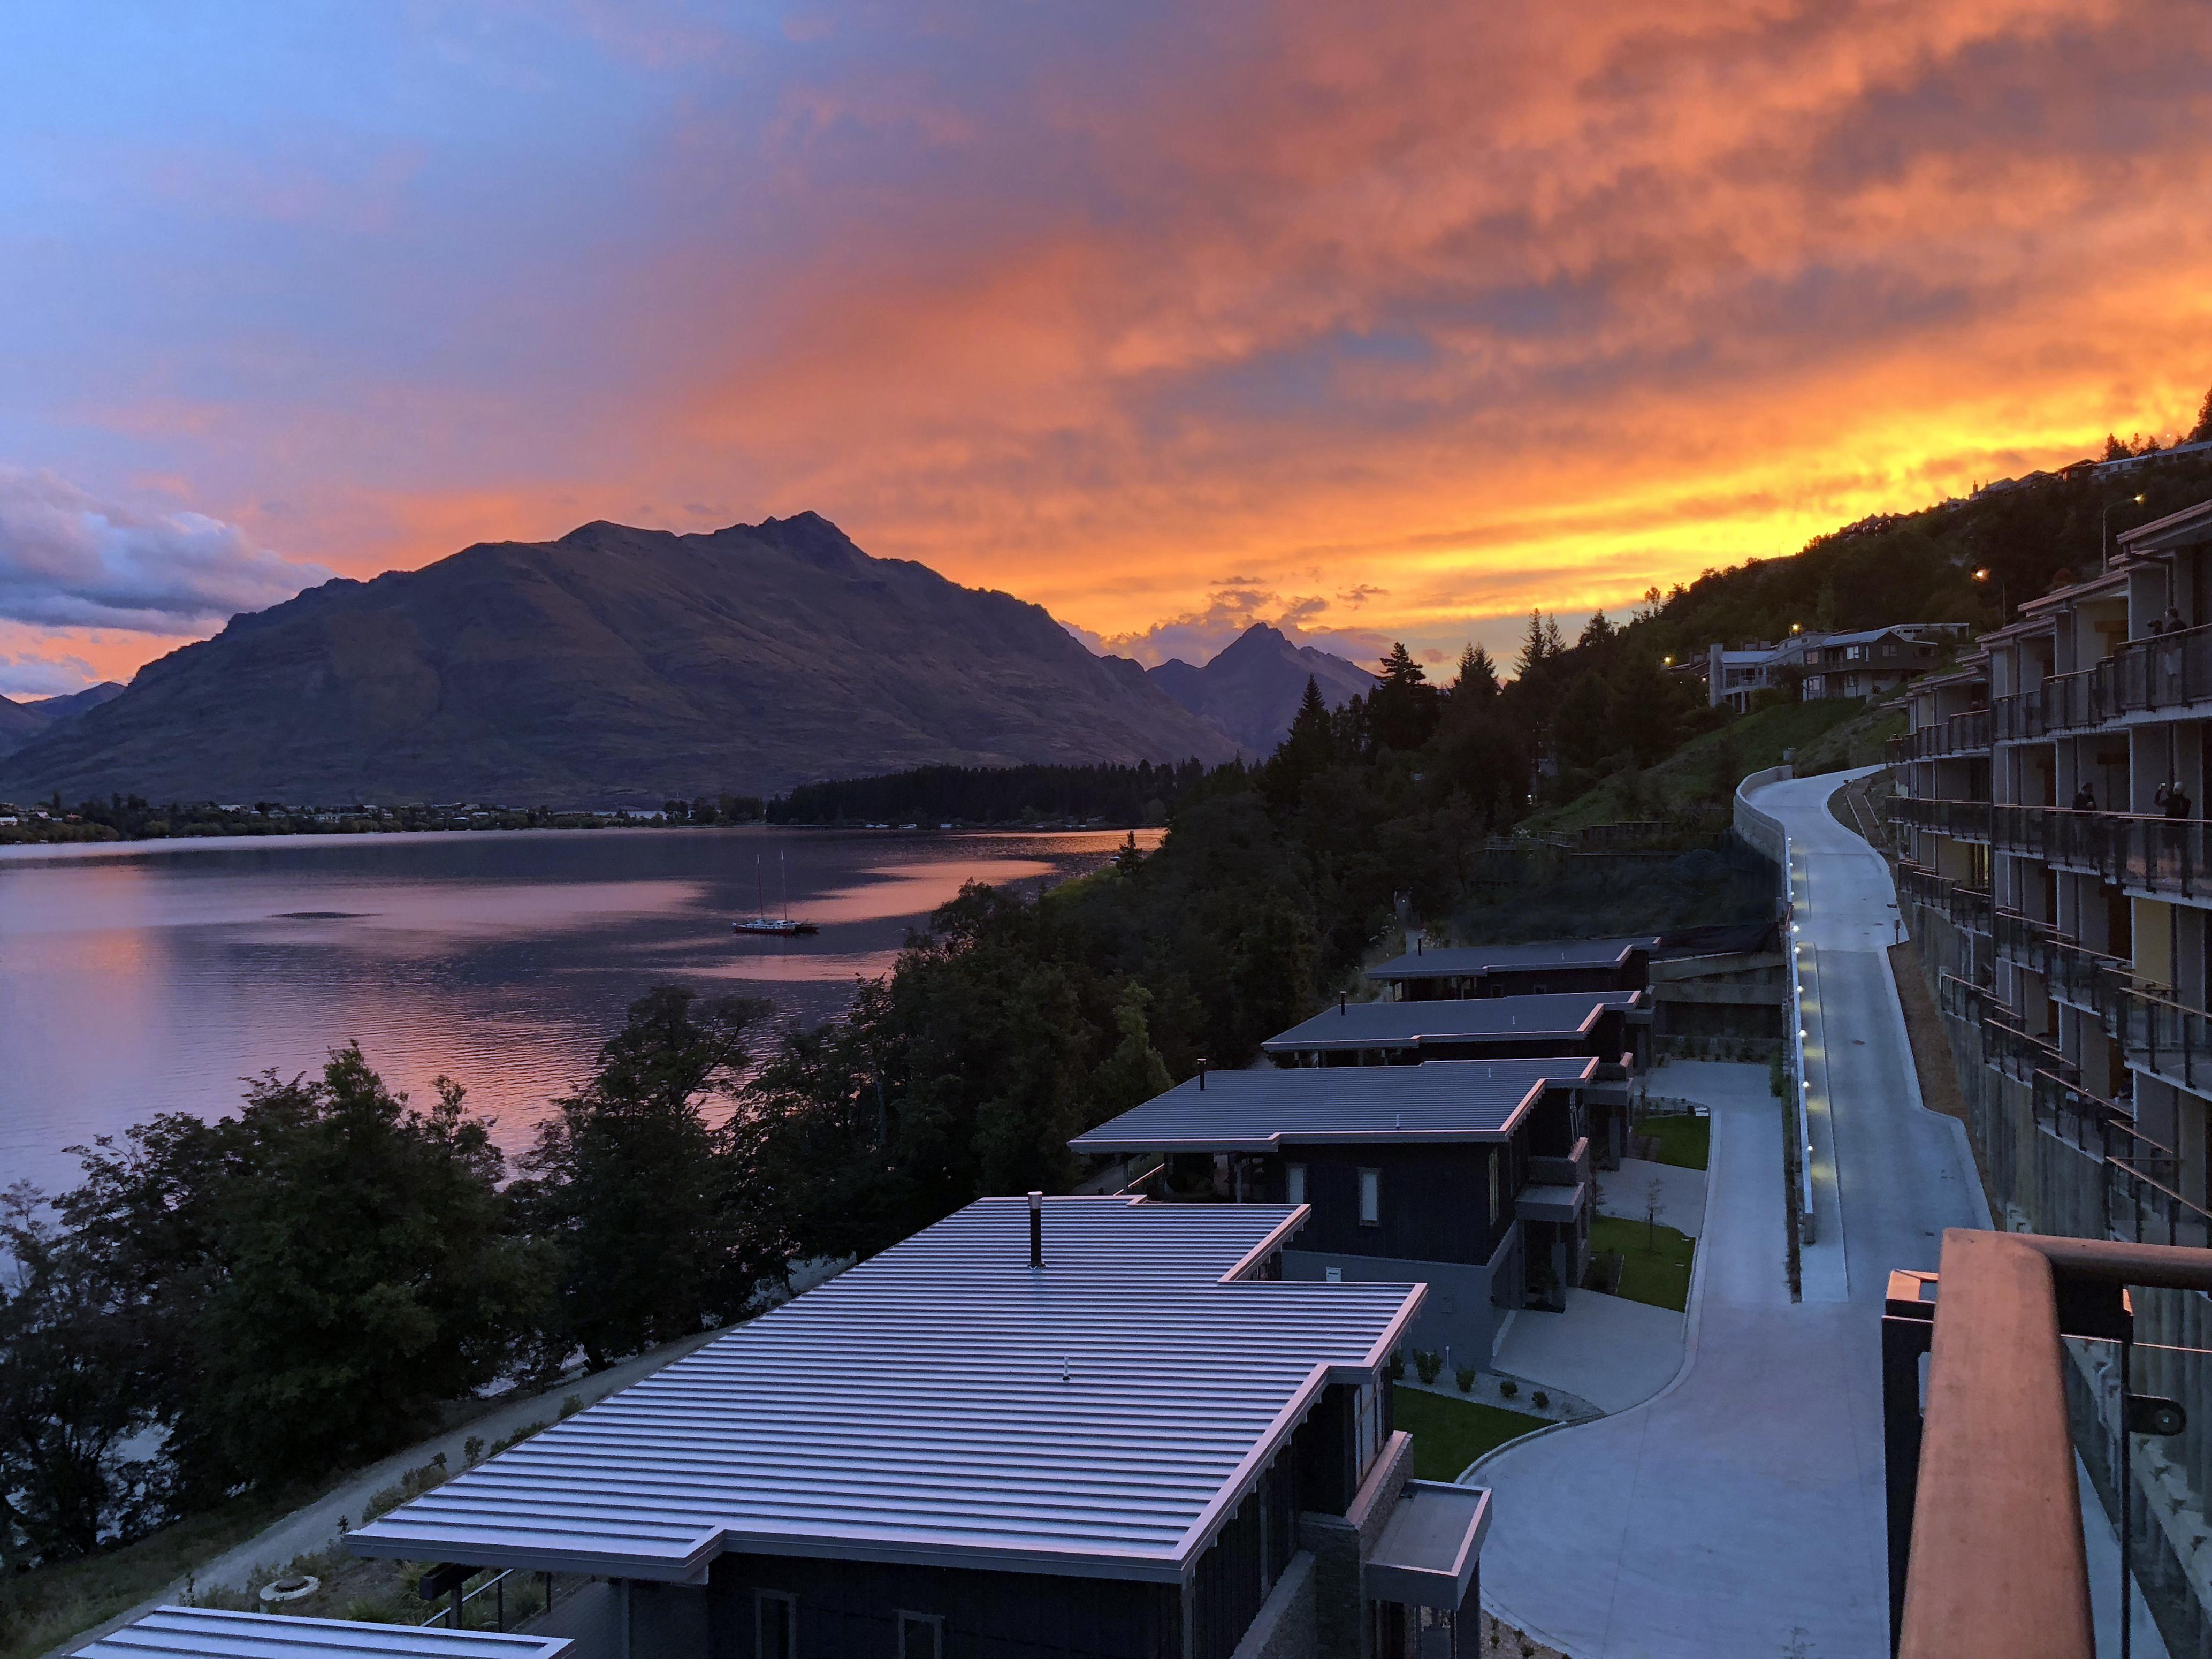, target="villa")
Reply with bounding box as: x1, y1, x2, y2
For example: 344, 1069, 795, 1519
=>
1071, 1057, 1598, 1349
335, 1196, 1491, 1659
